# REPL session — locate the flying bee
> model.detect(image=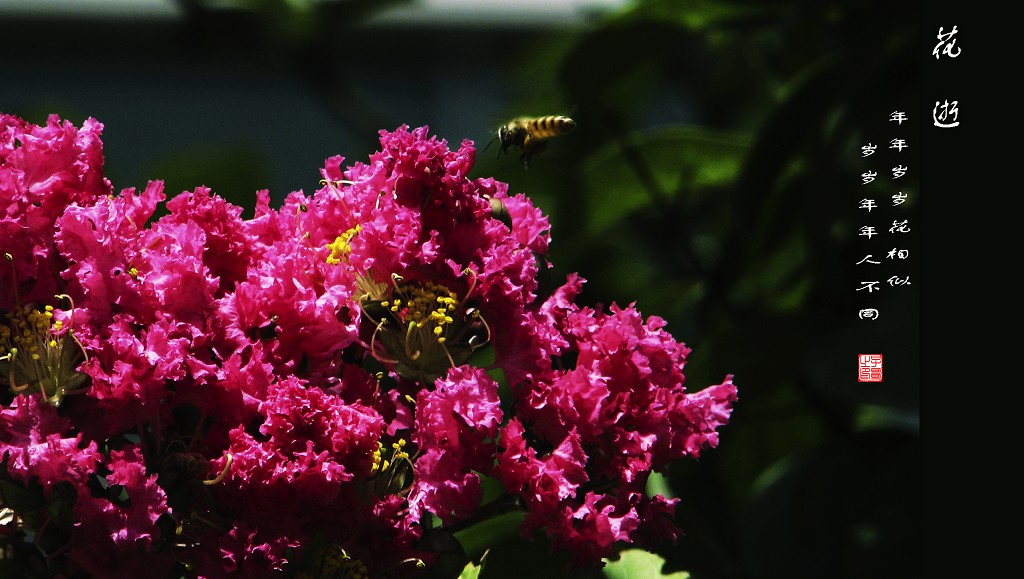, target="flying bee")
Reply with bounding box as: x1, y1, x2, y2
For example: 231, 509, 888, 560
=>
495, 115, 576, 168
